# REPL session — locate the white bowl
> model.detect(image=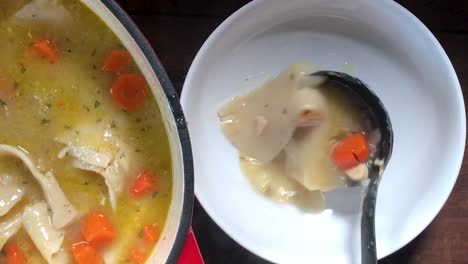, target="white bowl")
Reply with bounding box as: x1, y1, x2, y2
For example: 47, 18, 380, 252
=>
181, 0, 466, 263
